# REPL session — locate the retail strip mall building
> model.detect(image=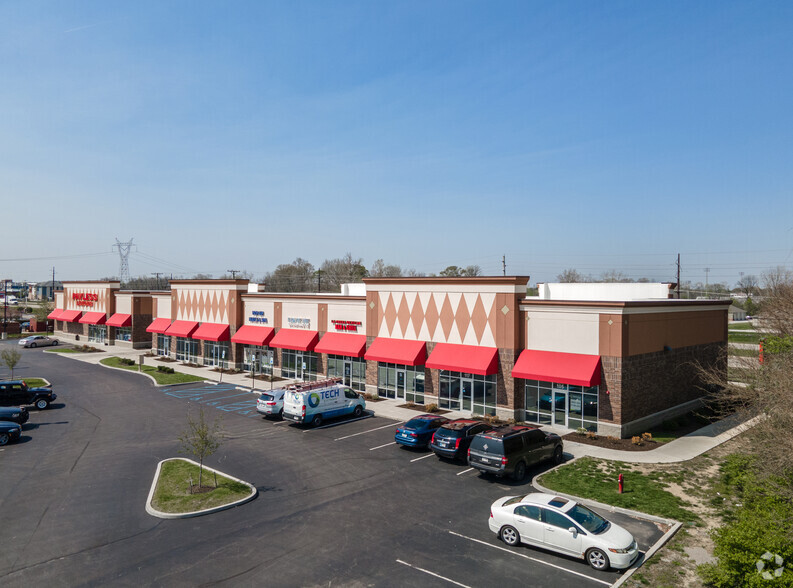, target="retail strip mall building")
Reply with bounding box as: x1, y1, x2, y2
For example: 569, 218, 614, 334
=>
49, 277, 728, 438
